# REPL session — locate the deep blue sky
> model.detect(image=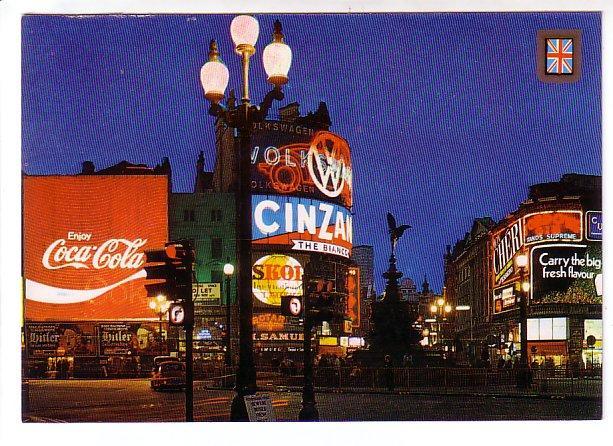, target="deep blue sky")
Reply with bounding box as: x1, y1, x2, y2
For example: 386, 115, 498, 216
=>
22, 13, 601, 294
